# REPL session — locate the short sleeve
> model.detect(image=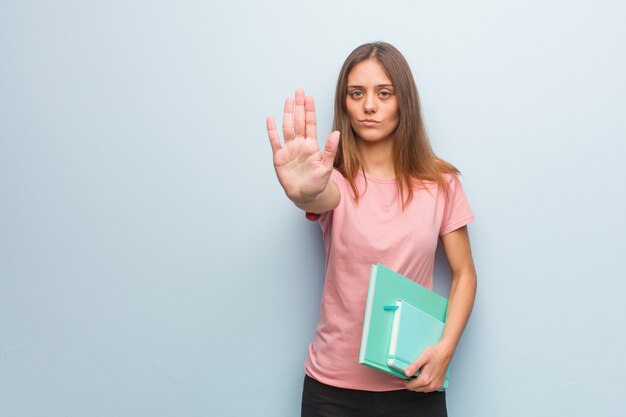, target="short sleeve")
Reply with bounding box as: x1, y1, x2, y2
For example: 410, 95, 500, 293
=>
439, 174, 475, 236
